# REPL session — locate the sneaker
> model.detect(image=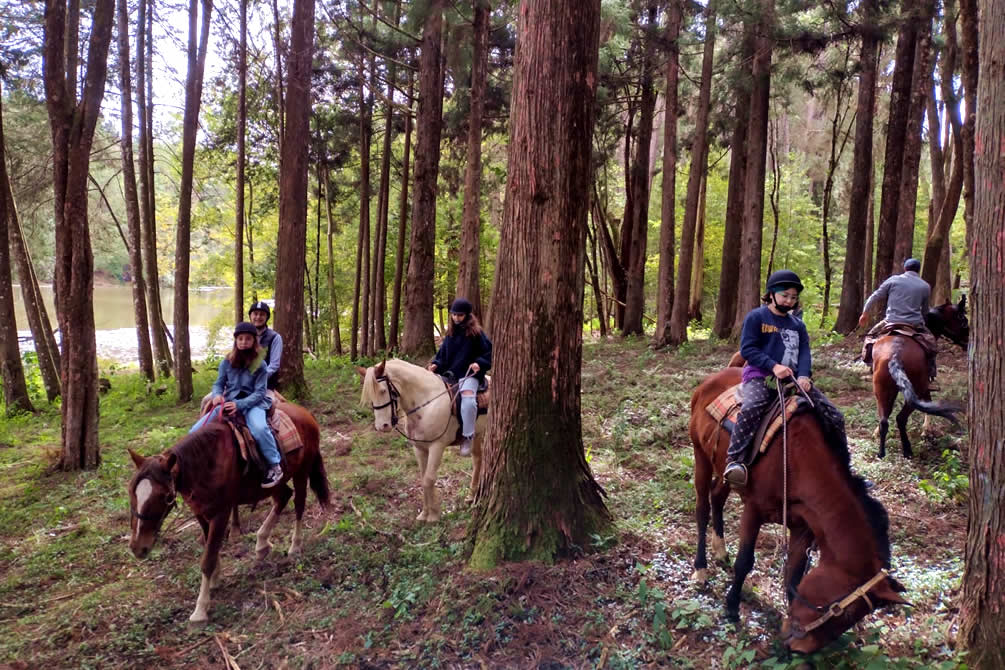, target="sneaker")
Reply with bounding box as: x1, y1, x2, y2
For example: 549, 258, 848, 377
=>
262, 464, 284, 488
459, 437, 474, 457
723, 462, 748, 487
